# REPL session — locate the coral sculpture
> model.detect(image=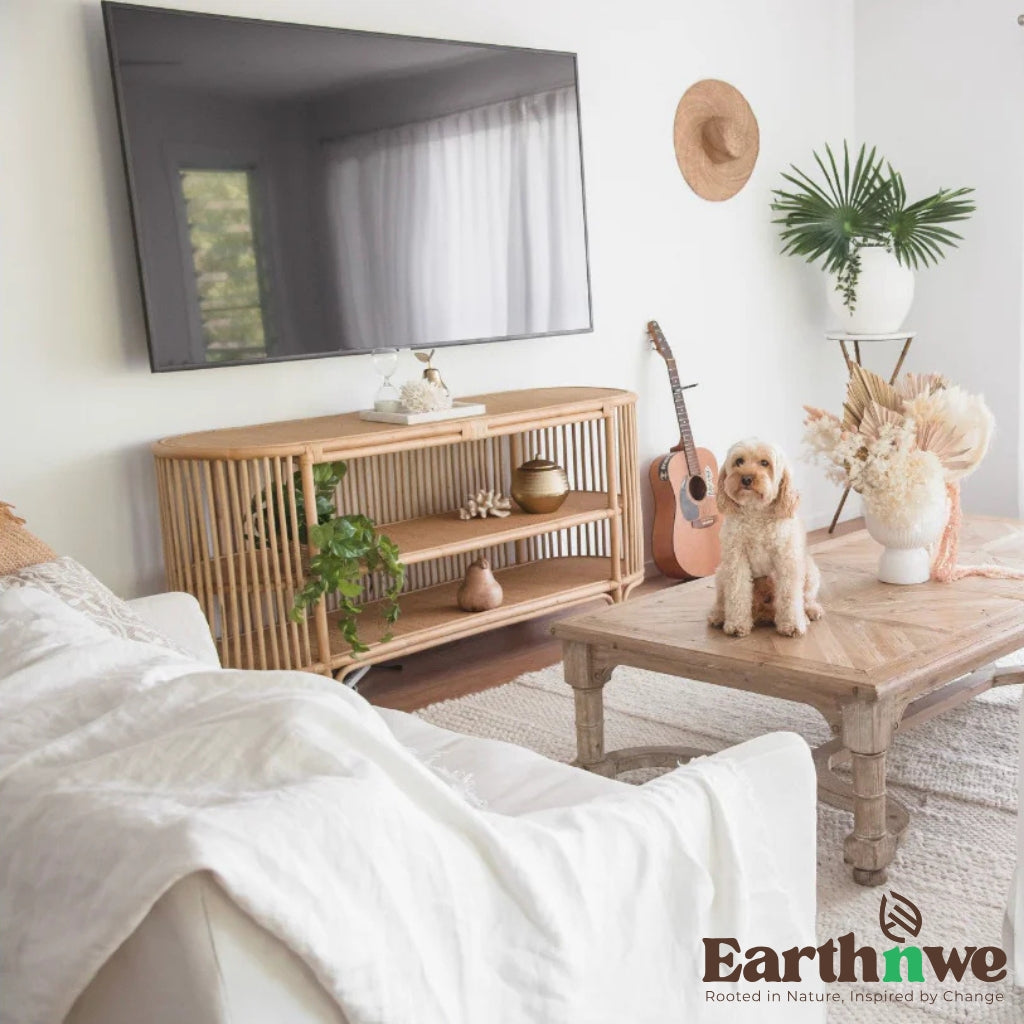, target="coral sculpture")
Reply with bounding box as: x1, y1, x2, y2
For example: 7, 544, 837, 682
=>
400, 379, 452, 414
457, 491, 513, 520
